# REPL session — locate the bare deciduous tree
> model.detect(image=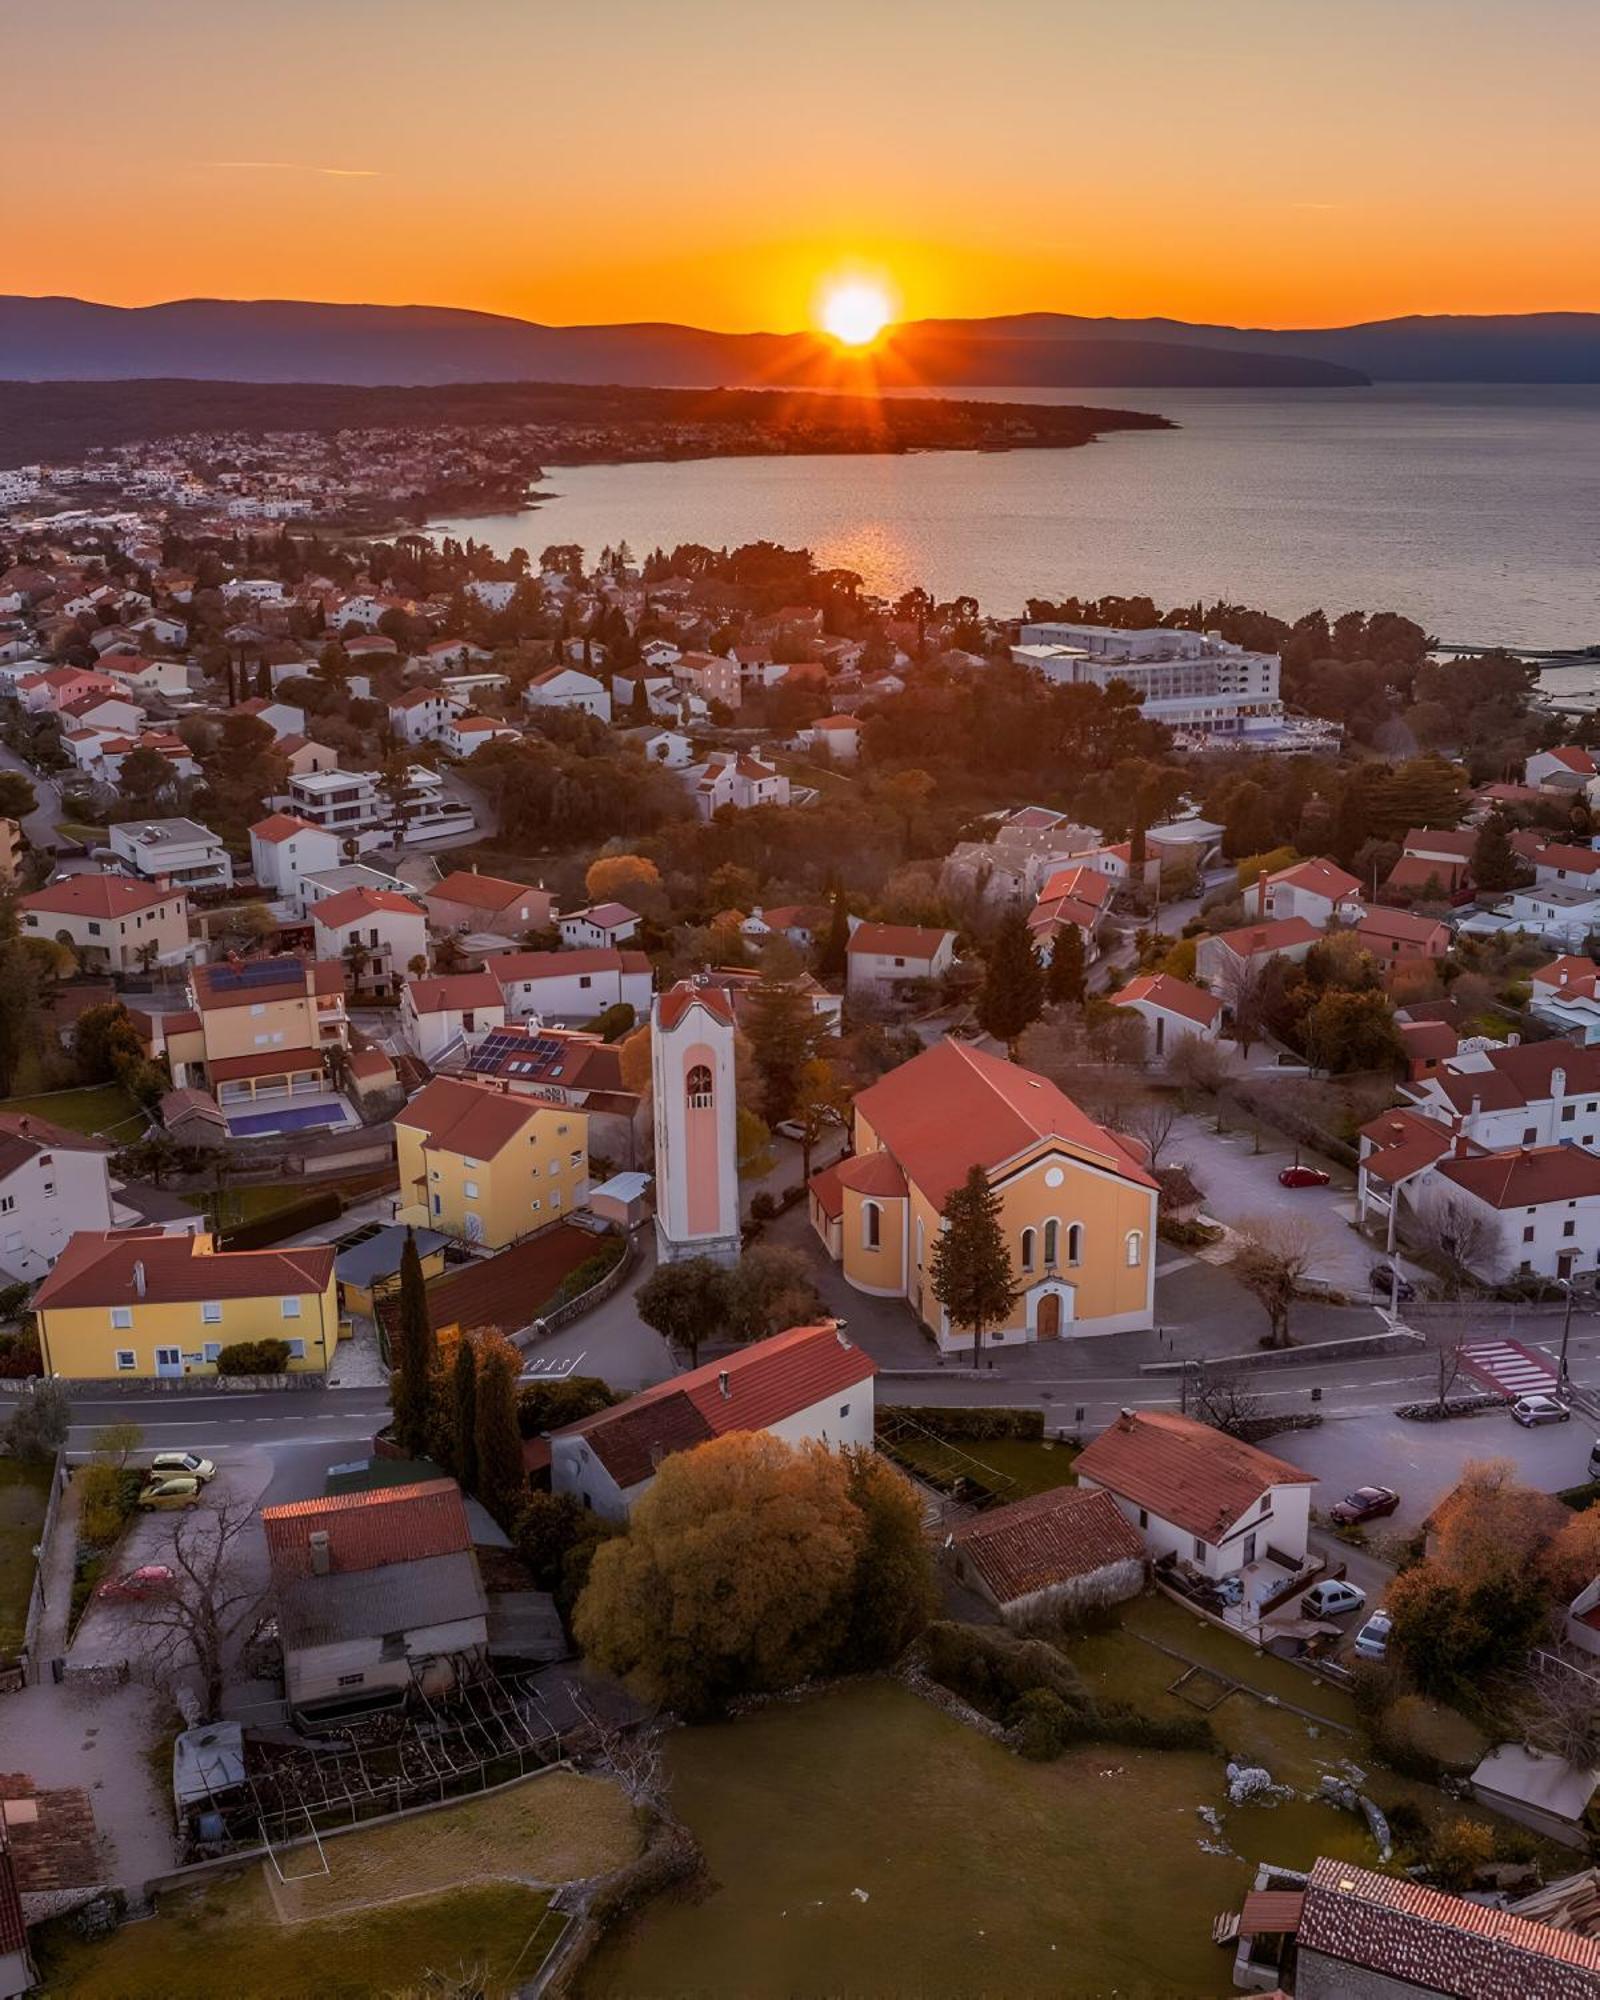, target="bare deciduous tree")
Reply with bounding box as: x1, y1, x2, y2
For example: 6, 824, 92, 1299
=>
1188, 1362, 1267, 1439
1509, 1665, 1600, 1769
1231, 1214, 1319, 1349
1213, 953, 1272, 1057
1166, 1031, 1239, 1101
587, 1706, 670, 1811
1410, 1192, 1504, 1297
1116, 1091, 1181, 1173
133, 1495, 264, 1719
